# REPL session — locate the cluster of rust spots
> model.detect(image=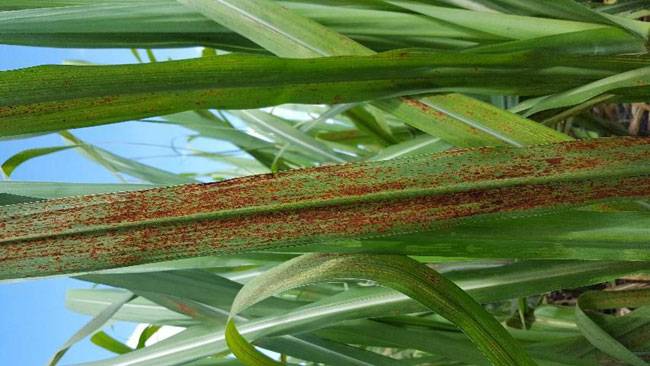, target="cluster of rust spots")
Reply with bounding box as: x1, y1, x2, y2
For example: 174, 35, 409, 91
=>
402, 98, 446, 119
175, 302, 198, 318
